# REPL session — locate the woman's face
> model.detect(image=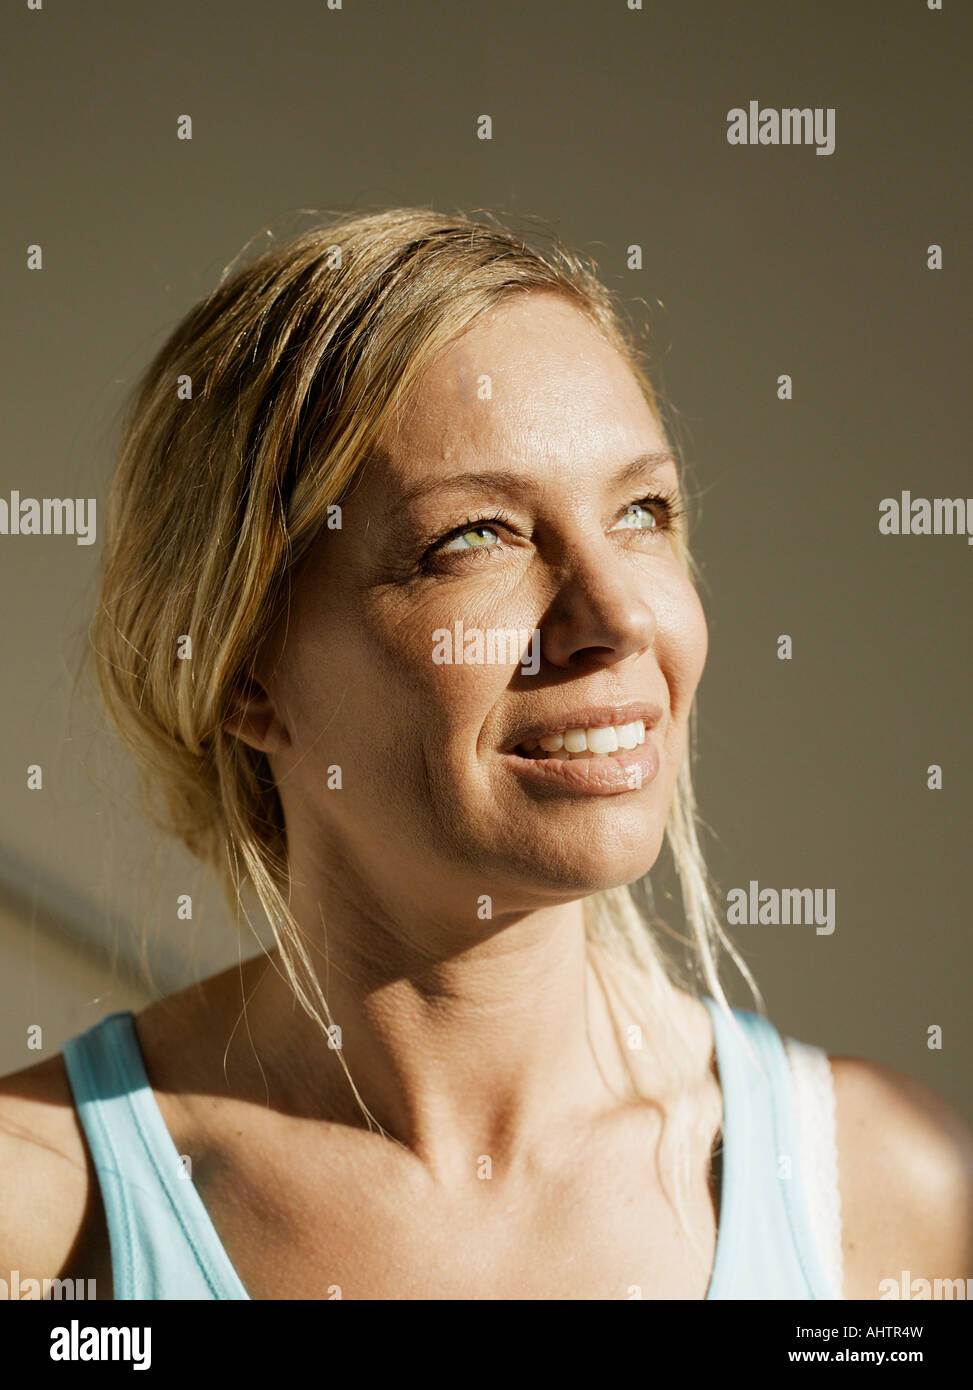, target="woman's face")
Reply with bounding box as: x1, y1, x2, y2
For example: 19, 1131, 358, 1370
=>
252, 292, 708, 920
